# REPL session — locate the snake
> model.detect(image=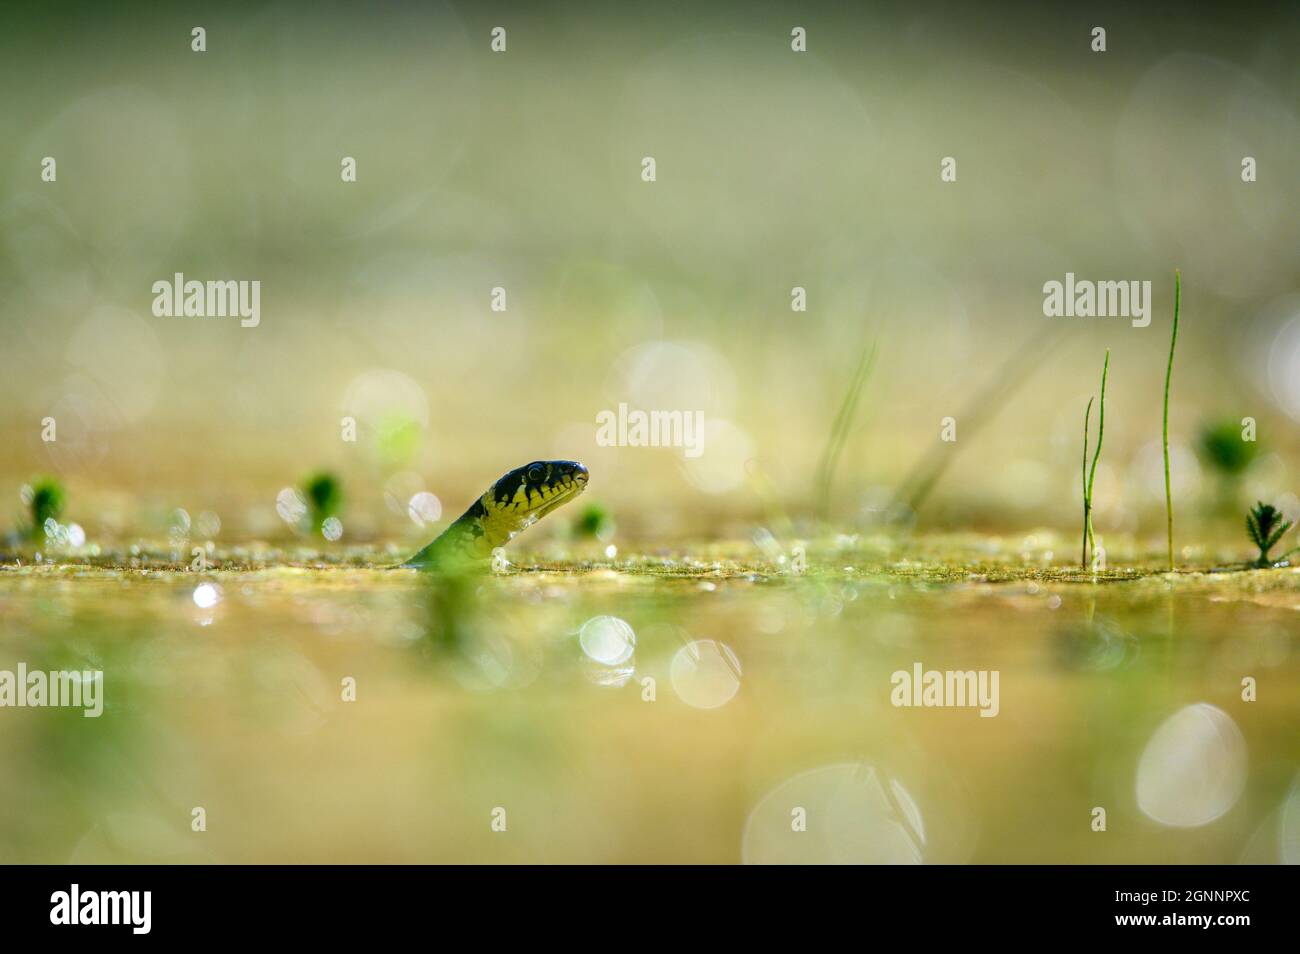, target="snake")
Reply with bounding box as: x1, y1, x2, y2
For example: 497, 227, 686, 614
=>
404, 460, 589, 568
